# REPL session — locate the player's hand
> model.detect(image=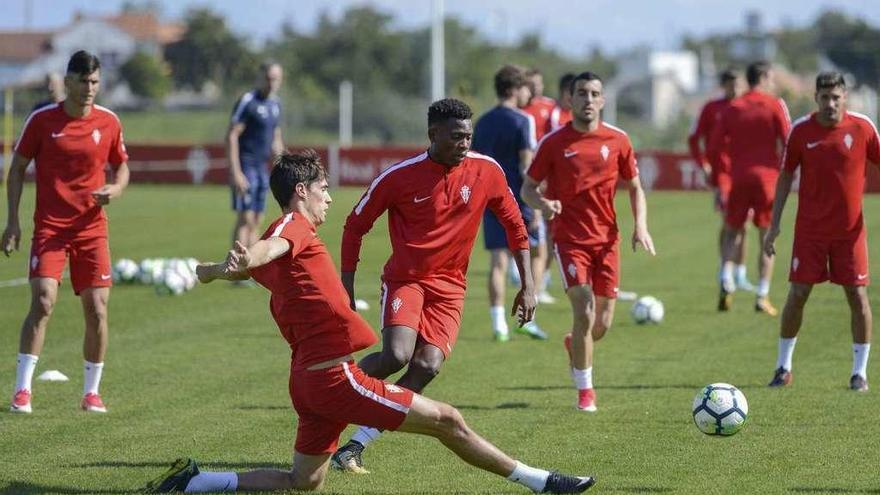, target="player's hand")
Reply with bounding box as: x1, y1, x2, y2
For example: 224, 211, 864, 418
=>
632, 227, 656, 256
512, 287, 537, 327
232, 172, 250, 196
341, 271, 357, 311
2, 223, 21, 257
226, 240, 253, 272
91, 184, 122, 206
763, 227, 780, 257
540, 199, 562, 220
